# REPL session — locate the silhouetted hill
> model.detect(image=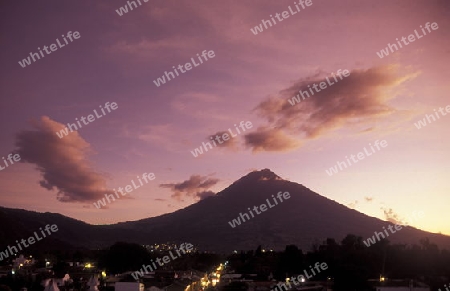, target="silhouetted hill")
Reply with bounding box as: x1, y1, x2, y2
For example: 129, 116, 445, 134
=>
1, 169, 449, 253
0, 207, 145, 251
